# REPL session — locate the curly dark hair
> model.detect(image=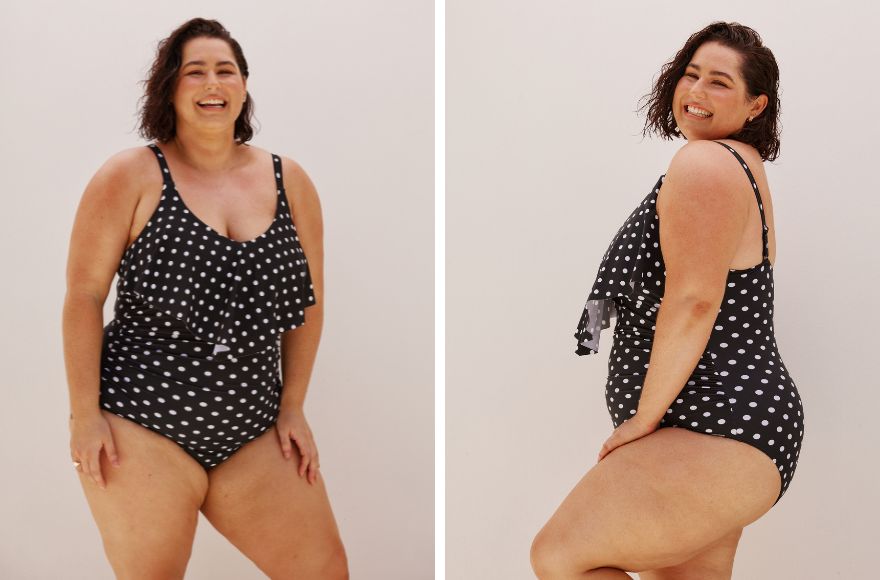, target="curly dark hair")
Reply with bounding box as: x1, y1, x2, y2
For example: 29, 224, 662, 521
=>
637, 21, 781, 162
135, 18, 257, 144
